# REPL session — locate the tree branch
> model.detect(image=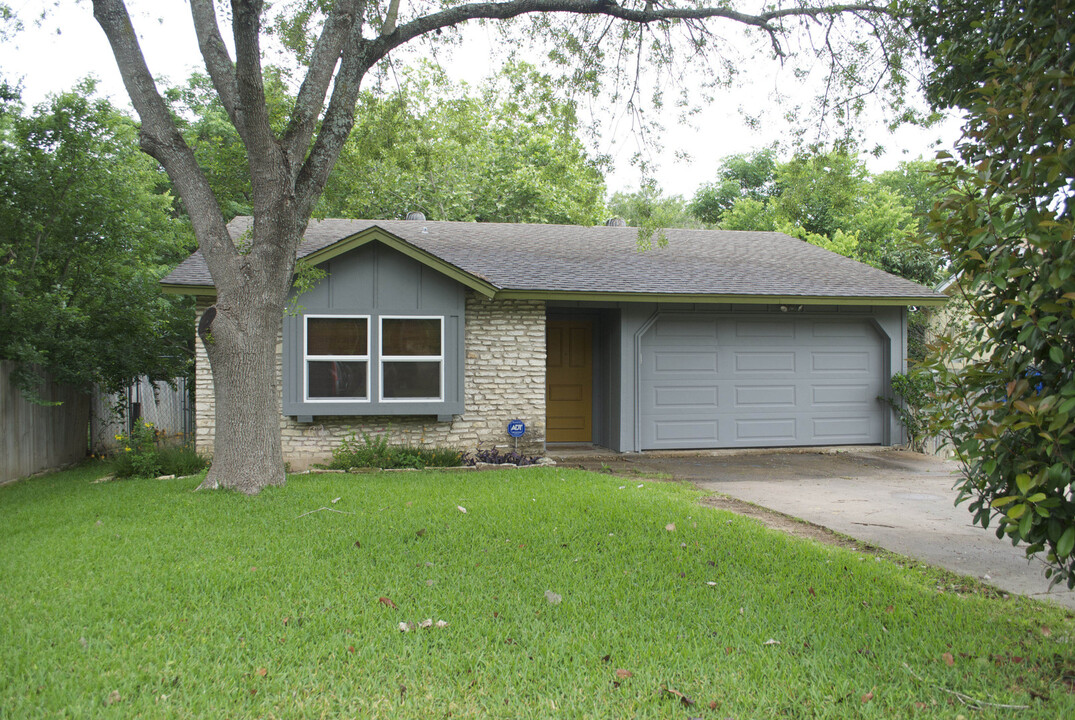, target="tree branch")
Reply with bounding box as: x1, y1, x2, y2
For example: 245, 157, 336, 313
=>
91, 0, 238, 280
282, 0, 363, 167
190, 0, 240, 126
